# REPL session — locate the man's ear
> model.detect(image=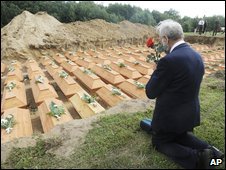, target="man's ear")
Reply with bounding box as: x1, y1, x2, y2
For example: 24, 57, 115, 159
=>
163, 36, 169, 43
